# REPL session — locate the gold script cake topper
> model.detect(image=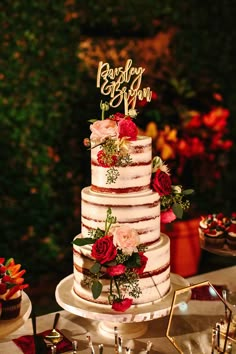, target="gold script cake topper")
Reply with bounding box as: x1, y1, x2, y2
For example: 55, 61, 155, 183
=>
96, 59, 152, 114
